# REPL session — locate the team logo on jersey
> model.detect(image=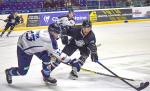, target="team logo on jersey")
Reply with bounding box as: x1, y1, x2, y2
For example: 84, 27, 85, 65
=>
75, 40, 85, 47
44, 15, 50, 24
